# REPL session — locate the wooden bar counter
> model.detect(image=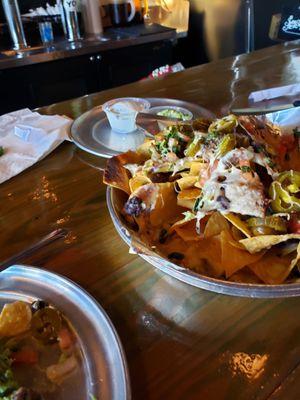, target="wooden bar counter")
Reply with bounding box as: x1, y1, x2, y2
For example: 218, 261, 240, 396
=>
1, 40, 300, 399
